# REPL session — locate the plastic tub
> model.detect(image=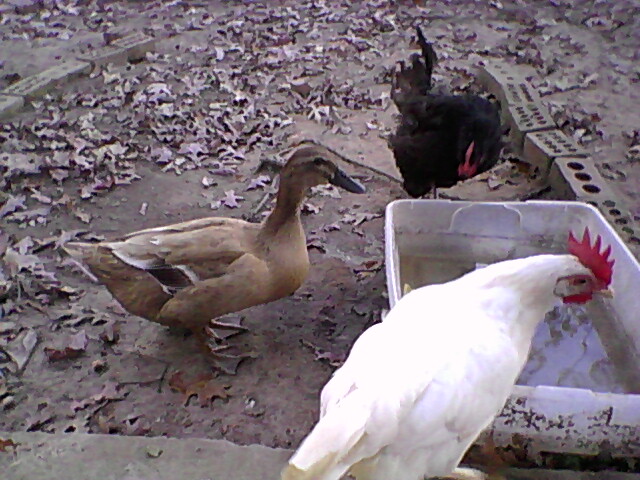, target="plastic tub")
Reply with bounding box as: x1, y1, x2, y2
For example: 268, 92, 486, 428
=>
385, 200, 640, 460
